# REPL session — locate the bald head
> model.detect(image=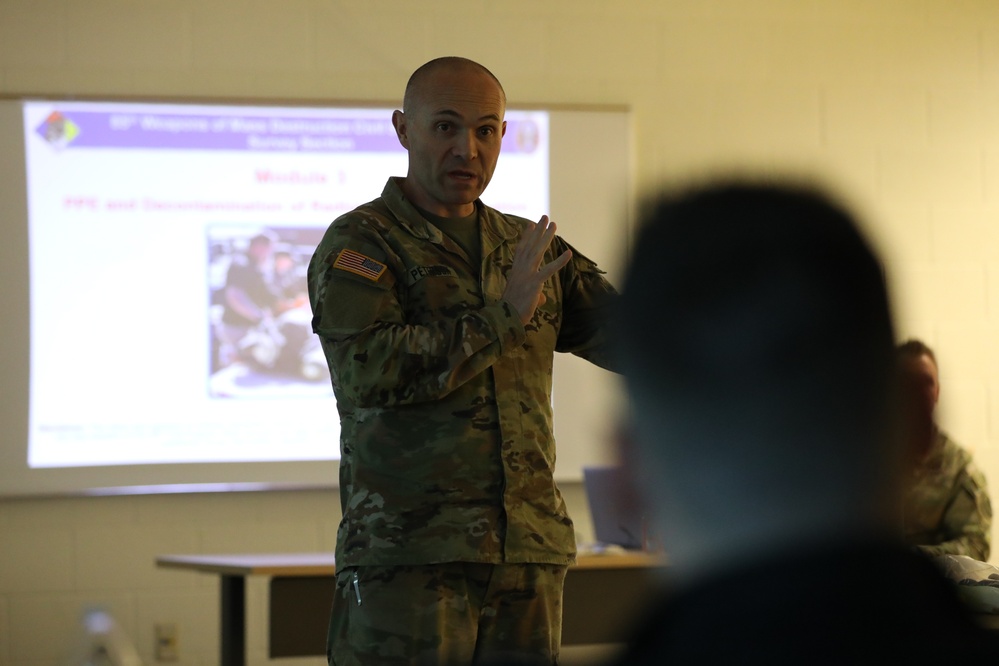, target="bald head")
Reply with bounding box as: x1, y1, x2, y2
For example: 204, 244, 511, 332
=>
391, 57, 507, 217
403, 57, 507, 114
